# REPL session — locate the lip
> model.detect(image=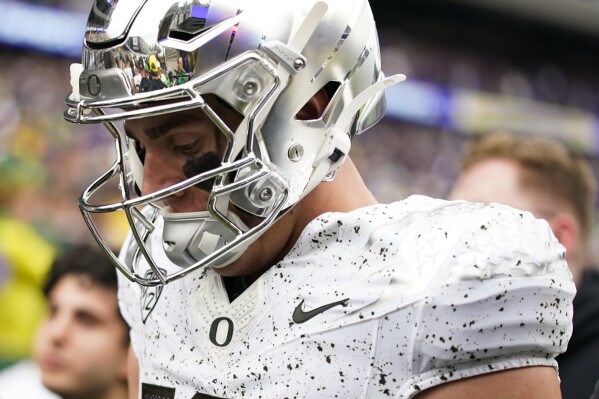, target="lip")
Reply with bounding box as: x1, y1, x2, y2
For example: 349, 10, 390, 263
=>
39, 354, 67, 371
